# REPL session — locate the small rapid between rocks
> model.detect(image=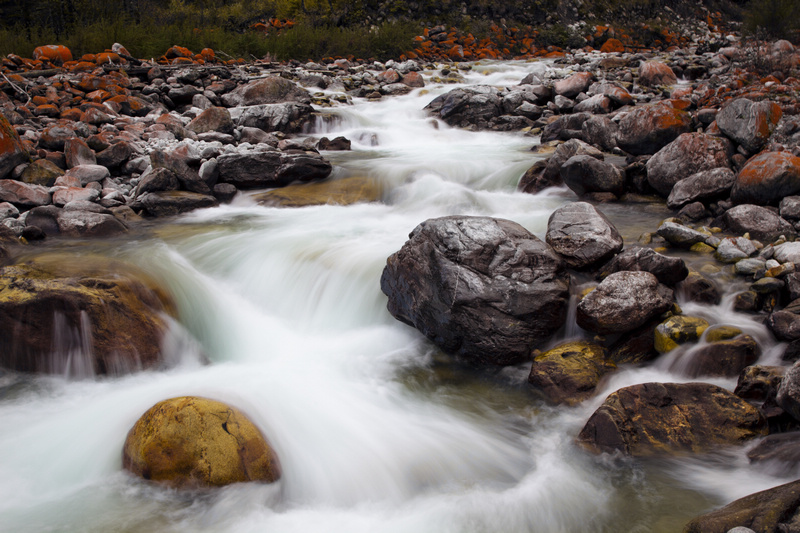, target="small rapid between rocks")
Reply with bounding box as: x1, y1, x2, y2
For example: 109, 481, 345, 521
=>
0, 60, 790, 533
